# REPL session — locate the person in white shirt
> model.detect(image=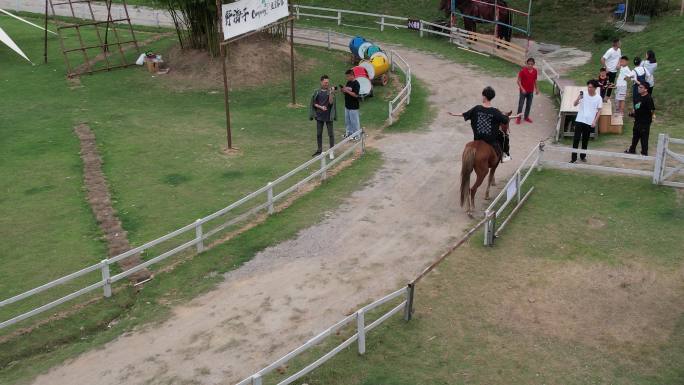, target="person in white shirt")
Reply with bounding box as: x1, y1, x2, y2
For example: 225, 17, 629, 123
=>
630, 56, 650, 107
571, 79, 603, 163
640, 49, 657, 95
615, 55, 631, 116
600, 39, 621, 98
